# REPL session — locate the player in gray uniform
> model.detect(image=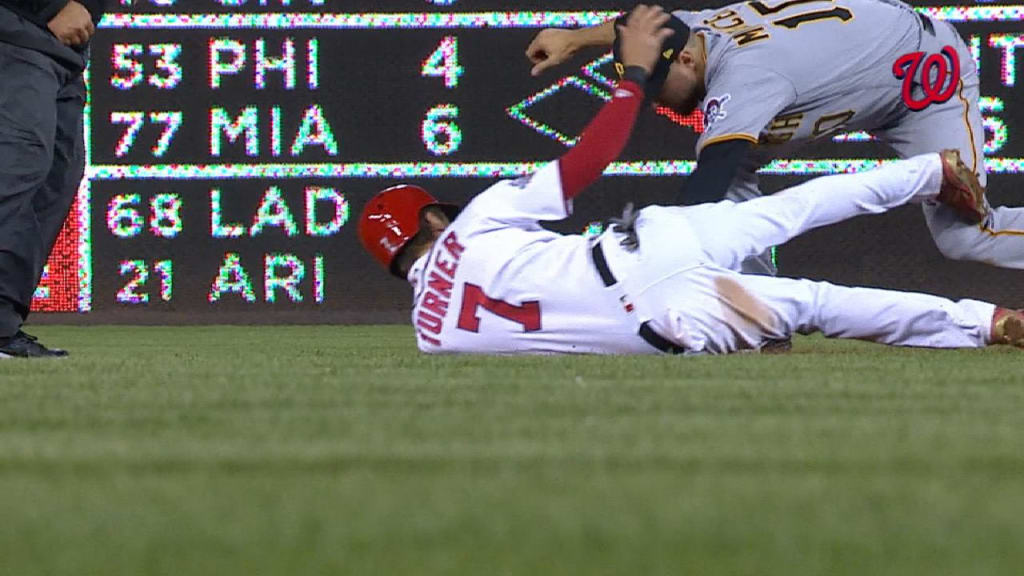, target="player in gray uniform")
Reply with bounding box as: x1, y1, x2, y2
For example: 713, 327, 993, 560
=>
526, 0, 1024, 273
